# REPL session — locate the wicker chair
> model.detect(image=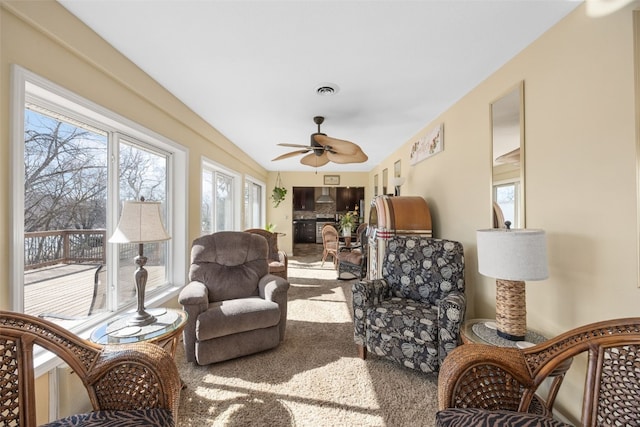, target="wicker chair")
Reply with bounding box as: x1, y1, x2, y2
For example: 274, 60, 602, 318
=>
0, 310, 181, 427
336, 224, 368, 280
436, 317, 640, 427
321, 224, 339, 267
